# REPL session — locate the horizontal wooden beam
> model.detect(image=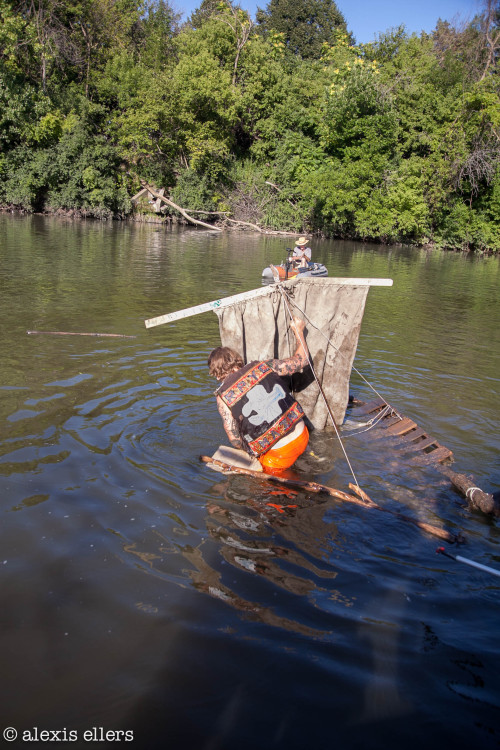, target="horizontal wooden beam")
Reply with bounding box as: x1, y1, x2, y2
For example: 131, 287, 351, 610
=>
144, 276, 393, 328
